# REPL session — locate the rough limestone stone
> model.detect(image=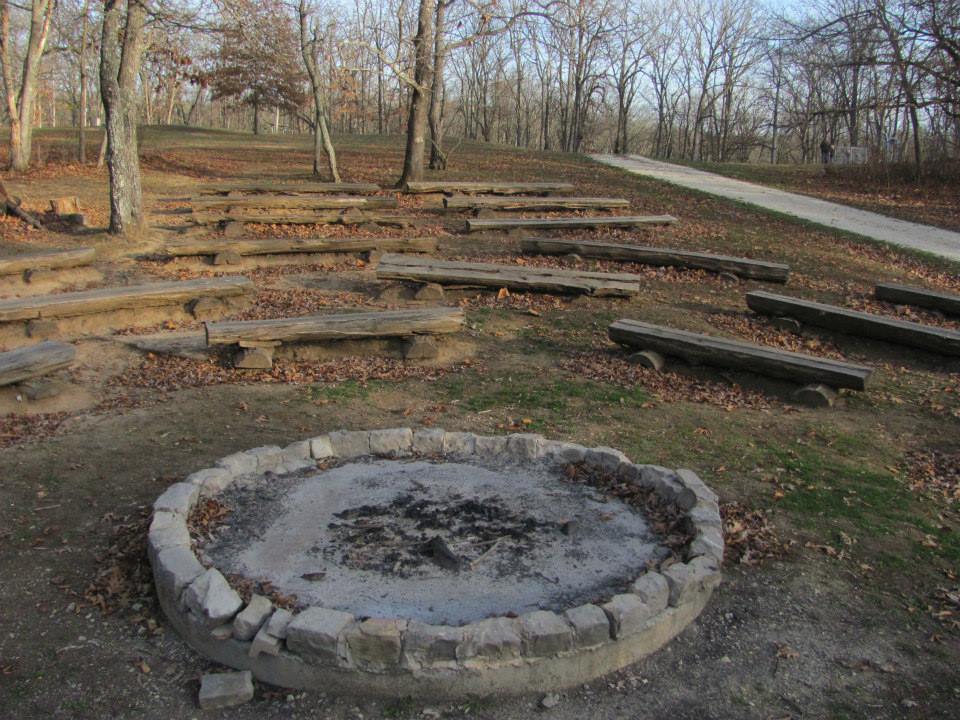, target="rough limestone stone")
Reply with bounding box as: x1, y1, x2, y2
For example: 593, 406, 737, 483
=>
233, 595, 273, 641
234, 346, 273, 369
473, 434, 508, 457
402, 622, 465, 668
244, 446, 284, 473
186, 467, 233, 496
542, 441, 588, 465
519, 611, 574, 657
153, 483, 199, 516
403, 335, 439, 360
442, 432, 476, 457
506, 433, 545, 462
675, 468, 719, 504
265, 608, 293, 639
249, 625, 283, 657
309, 435, 334, 459
629, 572, 670, 613
286, 607, 354, 664
617, 463, 642, 482
414, 283, 445, 301
328, 430, 371, 458
689, 502, 722, 529
191, 296, 229, 320
585, 446, 629, 472
564, 604, 612, 648
369, 428, 414, 457
412, 428, 445, 455
217, 451, 258, 476
210, 624, 234, 641
464, 617, 521, 662
638, 466, 697, 510
184, 569, 243, 629
663, 557, 721, 607
602, 593, 659, 639
198, 671, 254, 709
147, 513, 191, 560
690, 526, 725, 564
282, 440, 311, 462
343, 618, 407, 671
153, 546, 204, 604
